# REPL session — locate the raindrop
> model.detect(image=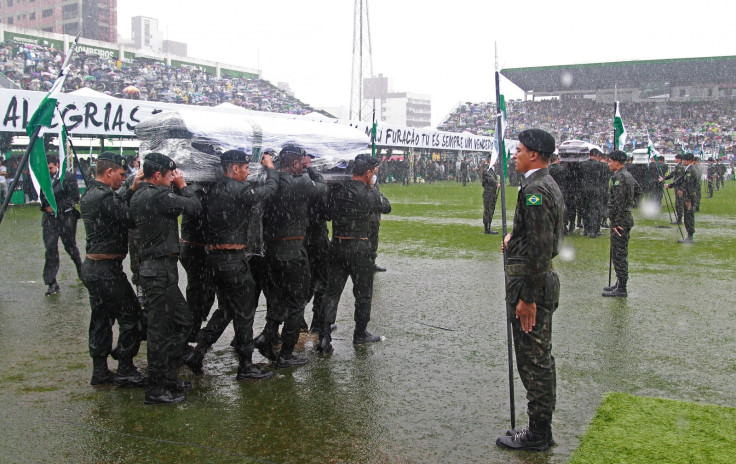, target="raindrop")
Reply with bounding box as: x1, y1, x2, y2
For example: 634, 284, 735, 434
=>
639, 199, 660, 219
561, 72, 573, 88
559, 244, 575, 262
